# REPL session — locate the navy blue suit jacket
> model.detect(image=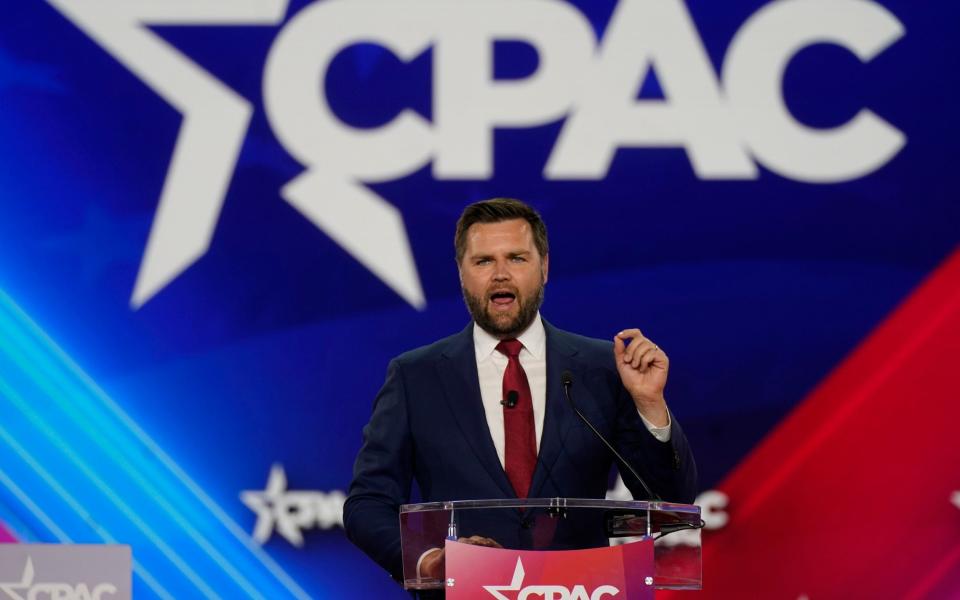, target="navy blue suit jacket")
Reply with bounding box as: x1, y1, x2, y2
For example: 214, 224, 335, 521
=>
343, 320, 697, 580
